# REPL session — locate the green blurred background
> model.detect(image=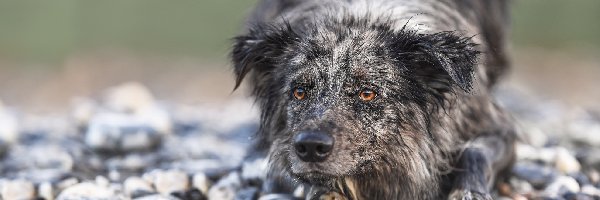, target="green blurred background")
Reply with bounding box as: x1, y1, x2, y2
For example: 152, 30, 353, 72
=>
0, 0, 598, 111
